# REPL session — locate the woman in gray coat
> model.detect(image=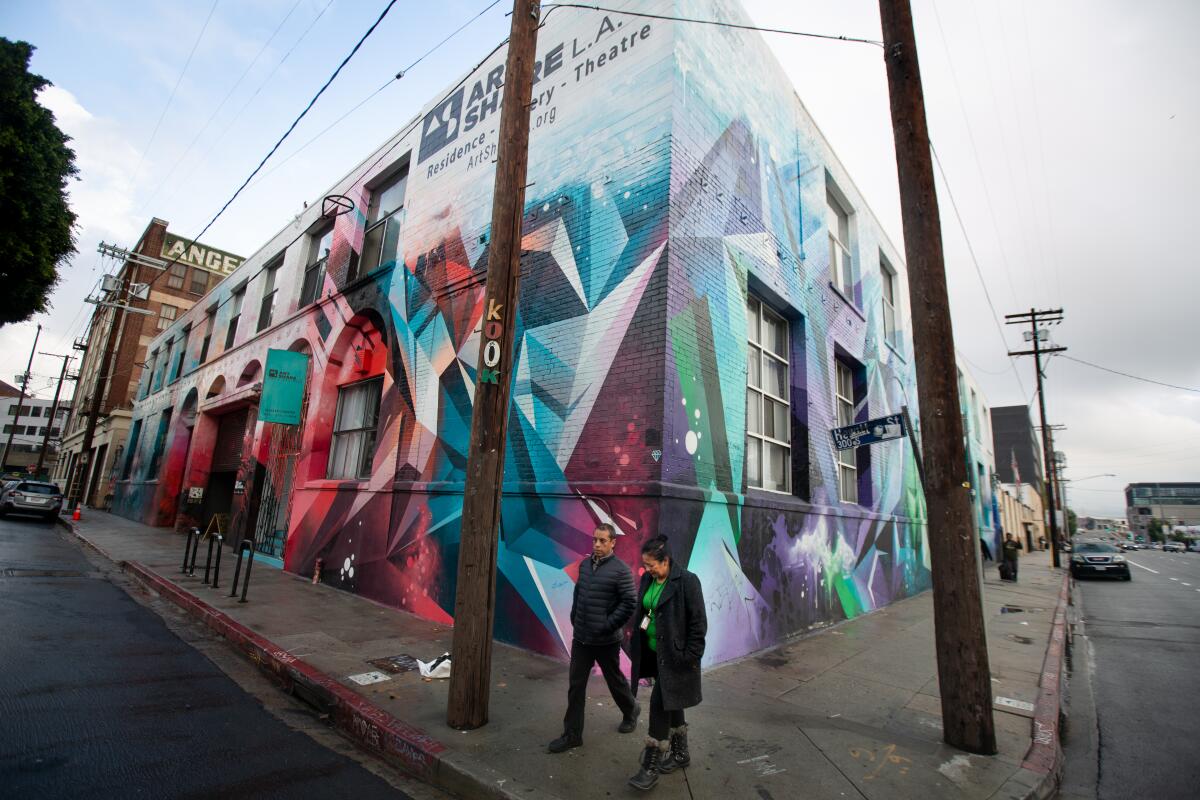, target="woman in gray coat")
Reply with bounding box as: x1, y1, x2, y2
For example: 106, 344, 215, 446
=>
627, 535, 707, 791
